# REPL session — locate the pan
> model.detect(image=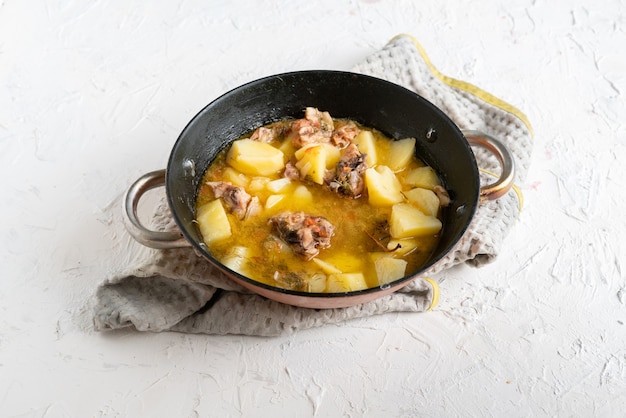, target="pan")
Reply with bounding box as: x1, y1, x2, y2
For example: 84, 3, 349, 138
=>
122, 71, 514, 308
